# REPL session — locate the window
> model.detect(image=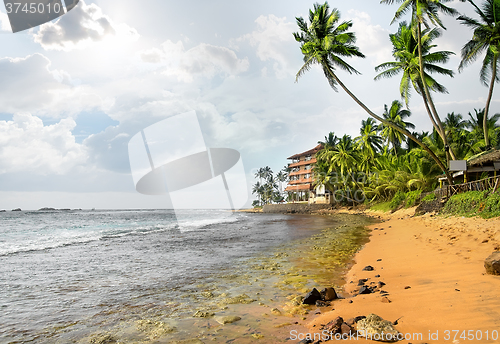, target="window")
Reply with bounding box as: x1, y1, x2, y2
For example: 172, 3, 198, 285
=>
305, 155, 312, 161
